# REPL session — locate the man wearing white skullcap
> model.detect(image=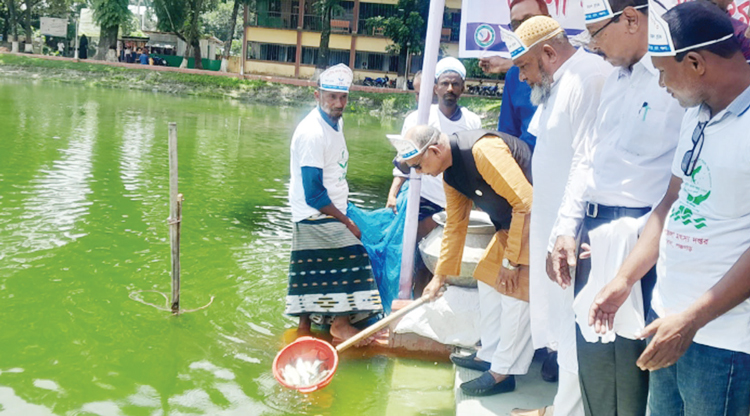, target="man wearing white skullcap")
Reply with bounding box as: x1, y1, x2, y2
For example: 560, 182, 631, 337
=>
591, 1, 750, 414
286, 64, 383, 344
500, 15, 612, 416
538, 0, 684, 413
386, 56, 481, 289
